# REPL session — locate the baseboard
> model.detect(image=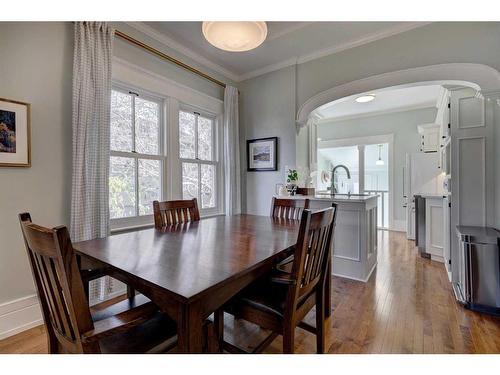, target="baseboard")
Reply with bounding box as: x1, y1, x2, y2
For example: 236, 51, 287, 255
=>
332, 261, 378, 283
0, 294, 42, 340
391, 220, 406, 232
